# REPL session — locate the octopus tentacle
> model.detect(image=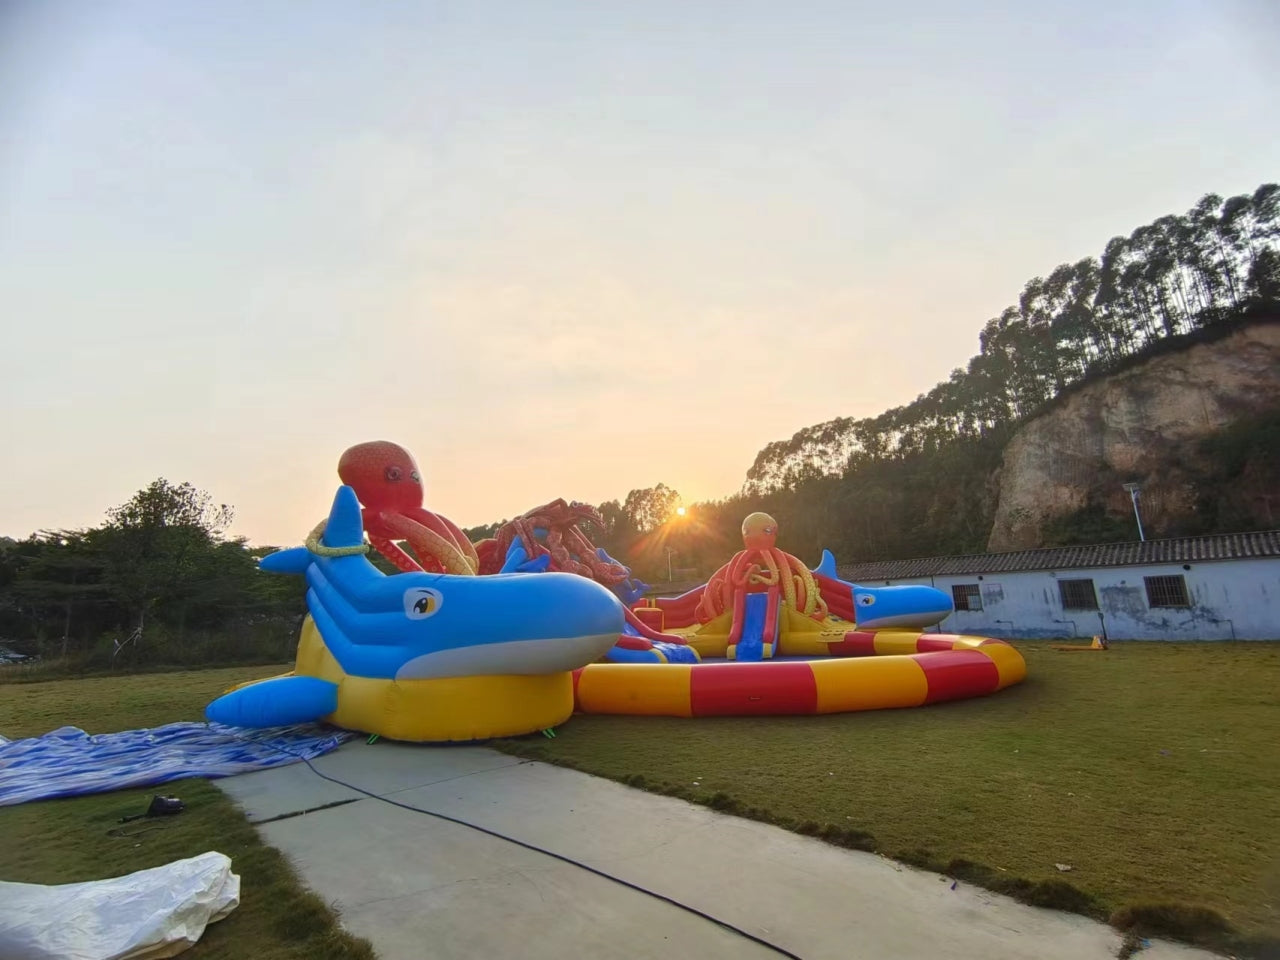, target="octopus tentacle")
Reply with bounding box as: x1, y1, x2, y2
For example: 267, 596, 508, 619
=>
381, 513, 474, 576
363, 511, 431, 573
404, 506, 477, 574
770, 549, 798, 611
566, 527, 625, 584
697, 564, 730, 621
506, 518, 541, 562
759, 550, 782, 589
788, 554, 825, 617
546, 529, 593, 577
723, 556, 743, 608
435, 512, 480, 572
368, 533, 430, 573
